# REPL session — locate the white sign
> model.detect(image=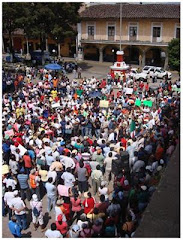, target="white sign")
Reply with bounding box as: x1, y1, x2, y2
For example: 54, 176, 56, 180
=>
124, 88, 133, 95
